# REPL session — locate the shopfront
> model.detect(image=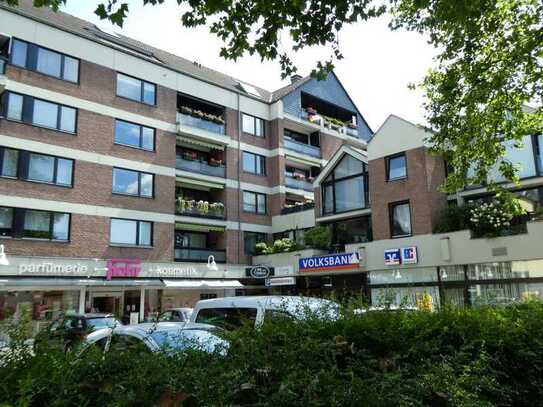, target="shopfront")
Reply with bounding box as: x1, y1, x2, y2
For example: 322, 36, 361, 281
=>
0, 255, 245, 334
